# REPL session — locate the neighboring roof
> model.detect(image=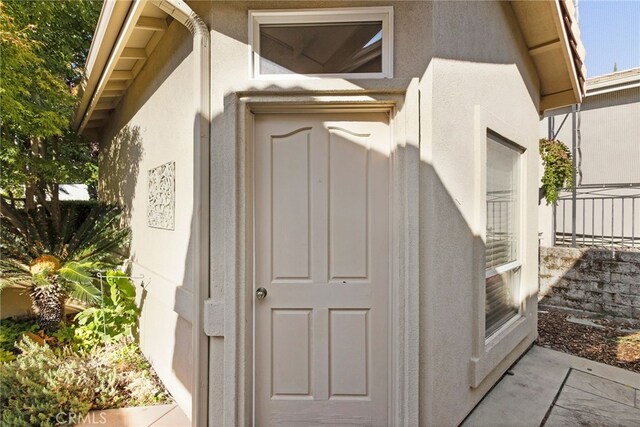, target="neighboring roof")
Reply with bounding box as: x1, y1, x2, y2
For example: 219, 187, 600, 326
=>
59, 184, 90, 201
585, 68, 640, 96
75, 0, 586, 134
510, 0, 586, 111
